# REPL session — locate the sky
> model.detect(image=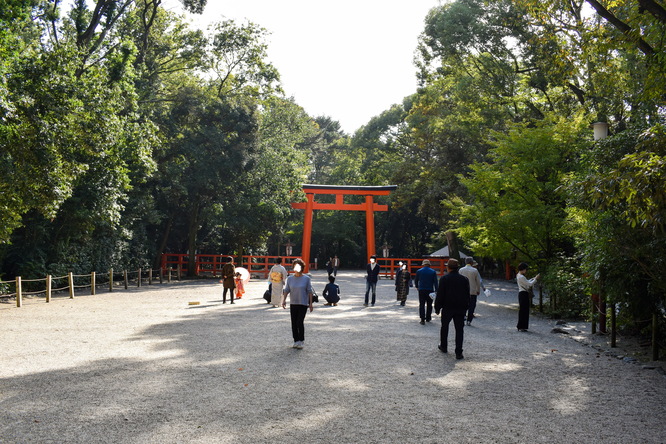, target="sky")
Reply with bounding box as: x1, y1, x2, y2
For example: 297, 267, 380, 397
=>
162, 0, 442, 134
